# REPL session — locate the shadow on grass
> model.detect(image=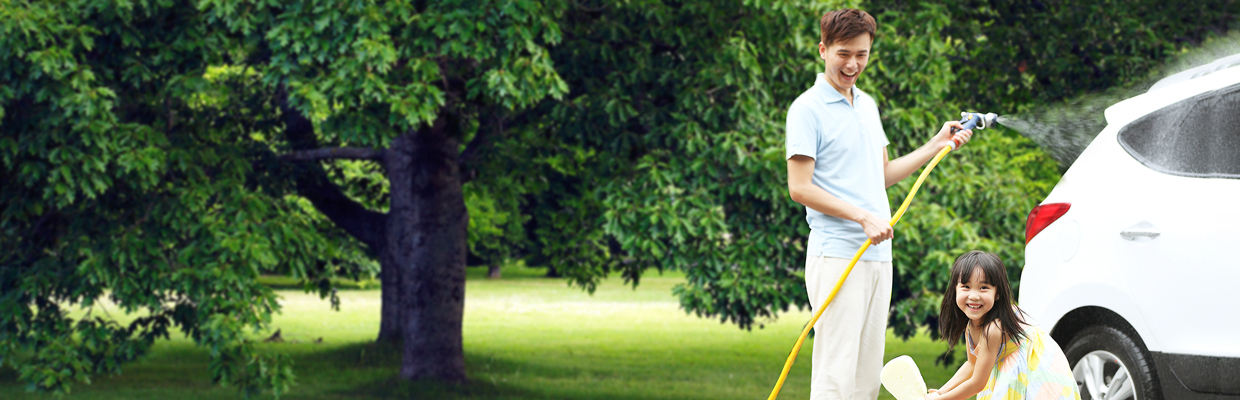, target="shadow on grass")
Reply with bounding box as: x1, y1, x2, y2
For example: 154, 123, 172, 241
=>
4, 338, 682, 399
300, 342, 675, 400
1, 342, 631, 400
